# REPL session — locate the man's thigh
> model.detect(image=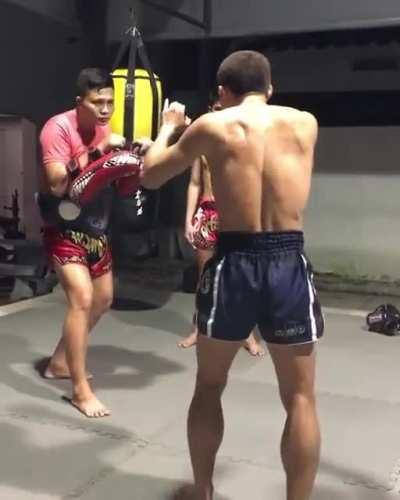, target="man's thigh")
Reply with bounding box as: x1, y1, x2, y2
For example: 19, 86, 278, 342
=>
53, 261, 93, 308
196, 255, 257, 342
89, 243, 112, 280
92, 269, 114, 305
196, 334, 242, 385
267, 342, 317, 407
